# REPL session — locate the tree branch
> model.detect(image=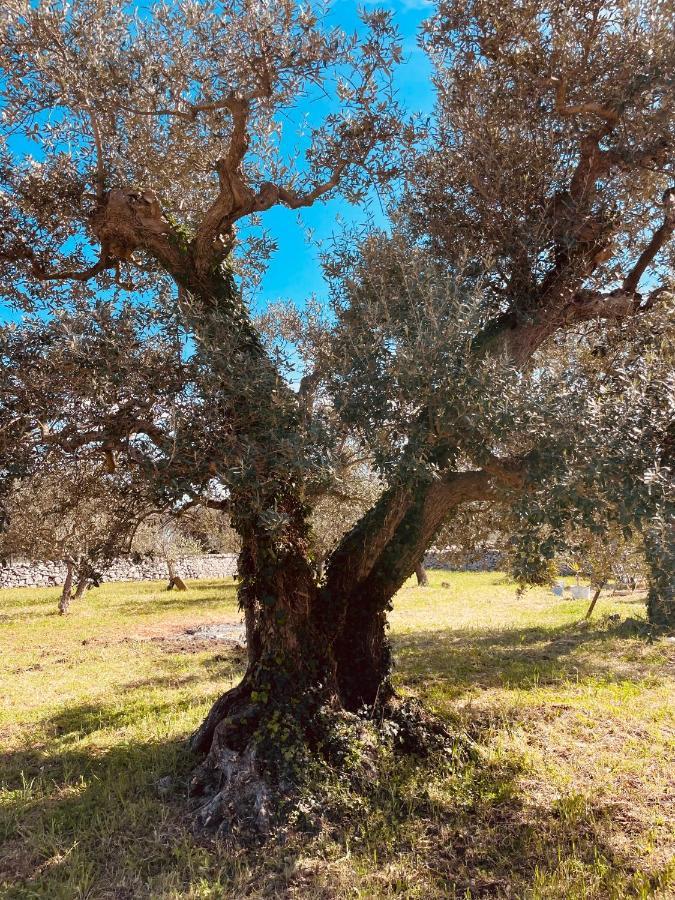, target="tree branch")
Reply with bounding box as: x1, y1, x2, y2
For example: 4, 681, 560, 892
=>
253, 161, 351, 213
622, 188, 675, 294
33, 254, 113, 282
83, 103, 106, 200
551, 76, 620, 125
191, 93, 258, 274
